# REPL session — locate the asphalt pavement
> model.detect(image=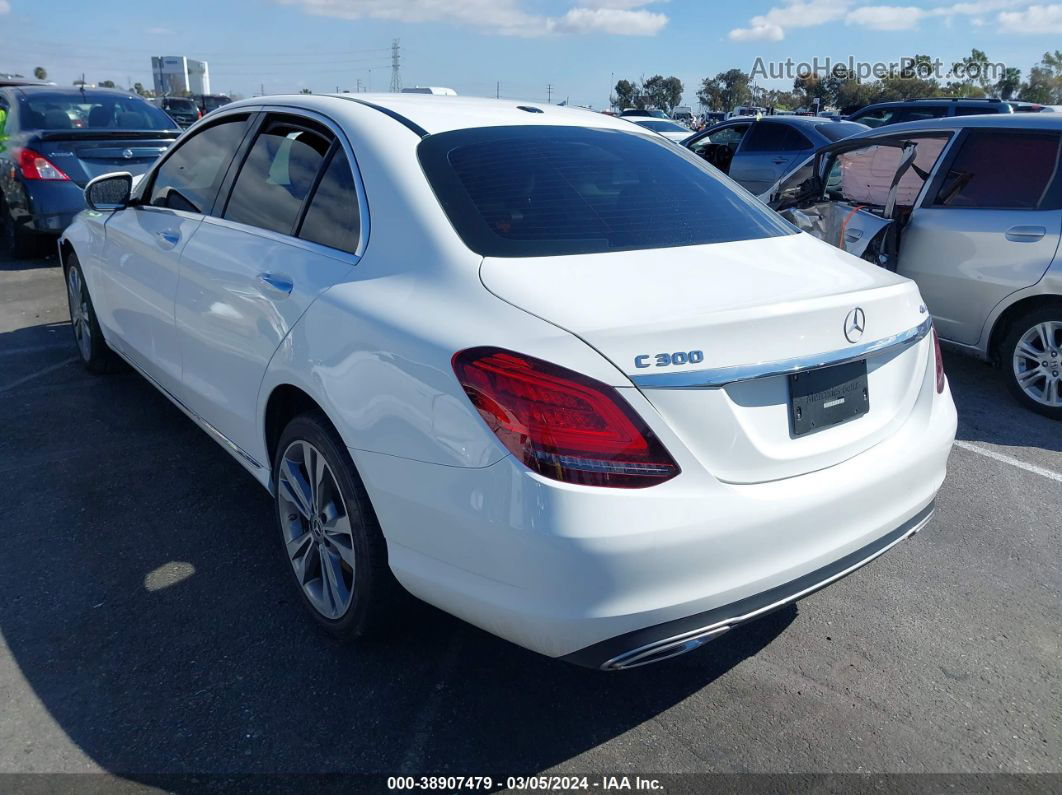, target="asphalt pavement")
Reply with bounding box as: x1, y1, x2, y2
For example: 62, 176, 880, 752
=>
0, 250, 1059, 788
